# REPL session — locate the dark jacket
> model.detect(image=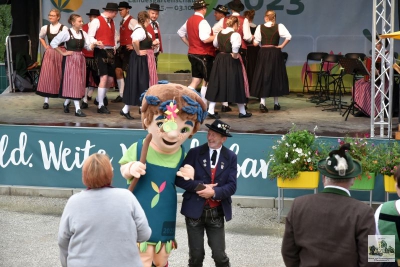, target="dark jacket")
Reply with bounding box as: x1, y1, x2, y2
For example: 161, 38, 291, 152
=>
175, 143, 237, 221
